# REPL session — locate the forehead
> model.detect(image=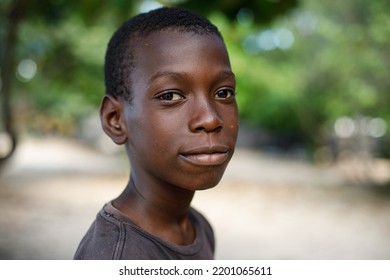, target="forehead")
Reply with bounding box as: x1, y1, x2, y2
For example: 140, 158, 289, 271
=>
131, 30, 231, 76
